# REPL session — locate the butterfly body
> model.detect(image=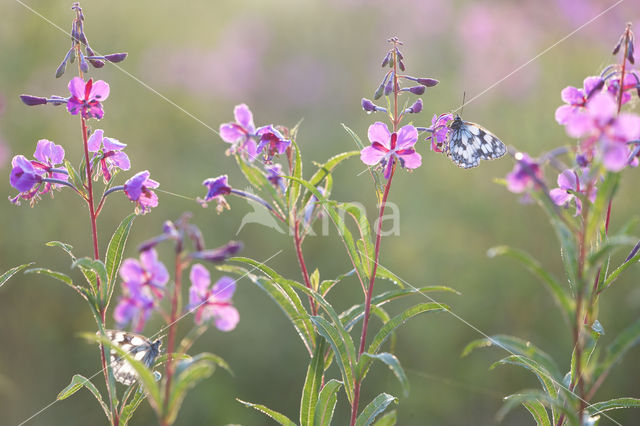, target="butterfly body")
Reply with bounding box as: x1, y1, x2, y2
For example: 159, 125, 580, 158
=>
448, 115, 506, 169
105, 330, 161, 386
